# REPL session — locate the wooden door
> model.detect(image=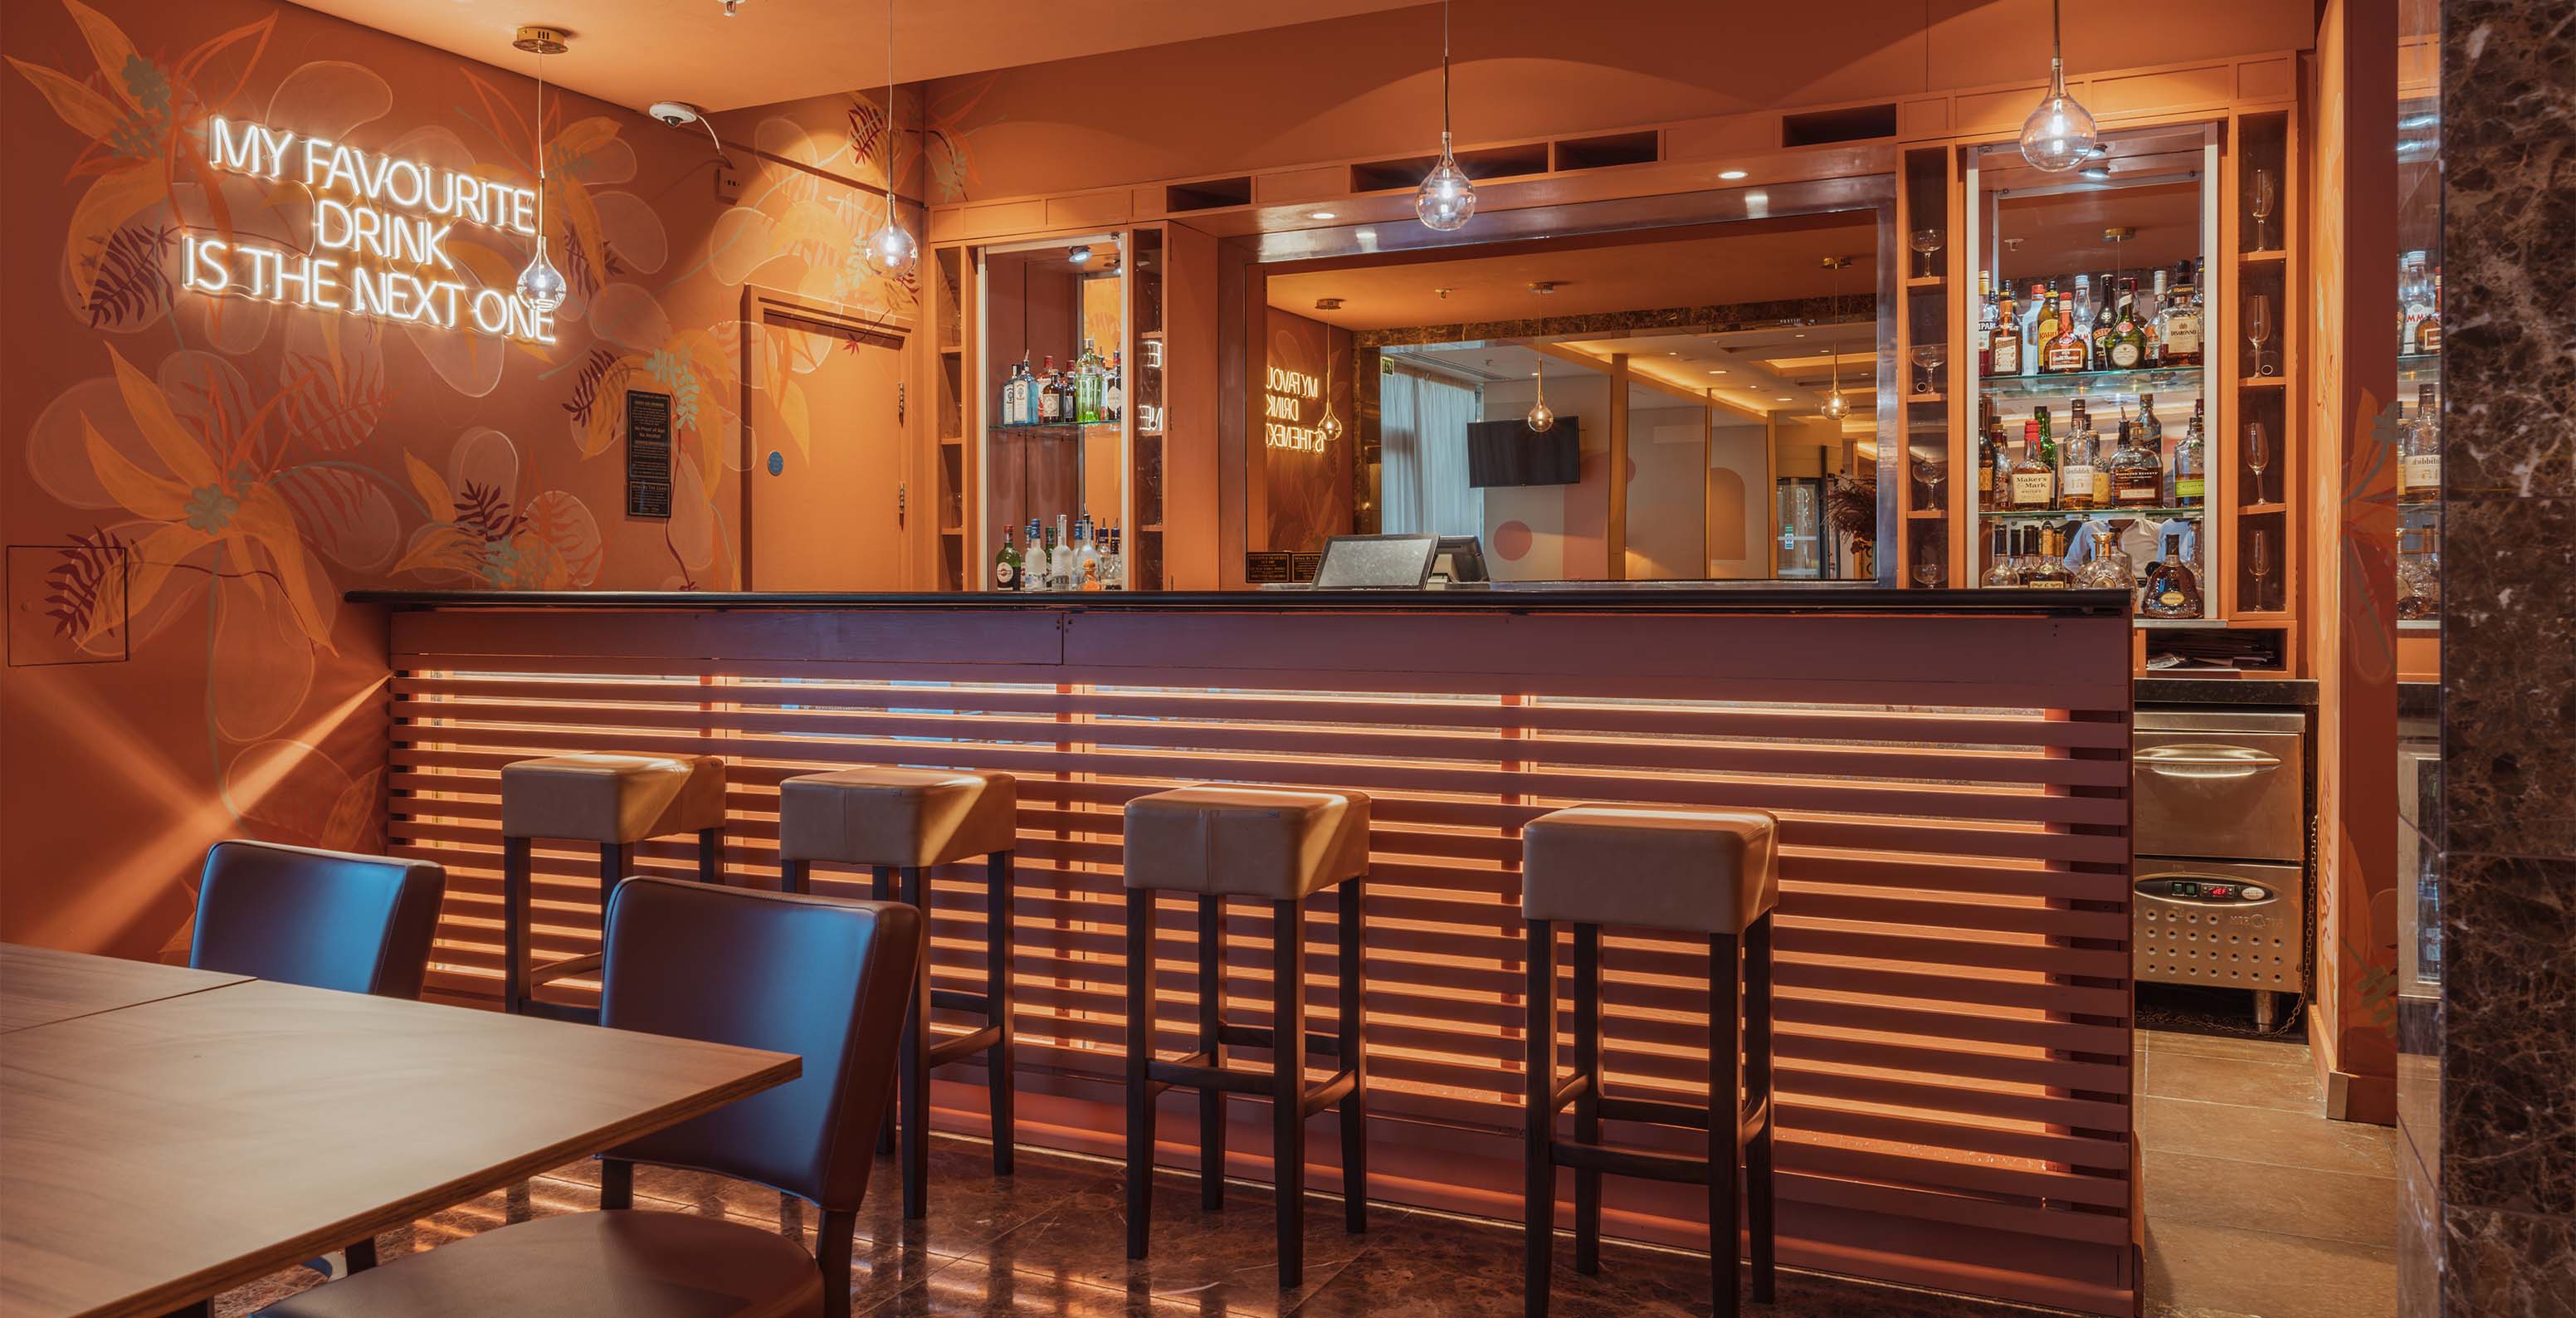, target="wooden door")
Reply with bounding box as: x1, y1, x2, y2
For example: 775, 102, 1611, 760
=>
749, 312, 909, 590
